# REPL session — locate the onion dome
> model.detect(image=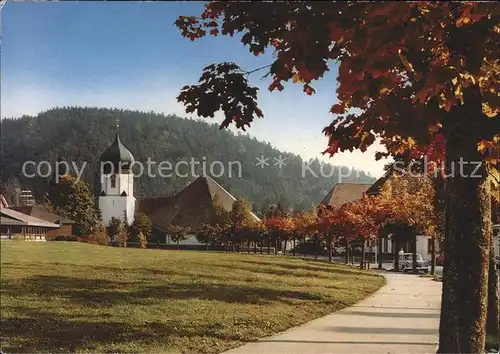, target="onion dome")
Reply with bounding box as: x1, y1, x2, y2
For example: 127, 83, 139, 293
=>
99, 121, 134, 174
